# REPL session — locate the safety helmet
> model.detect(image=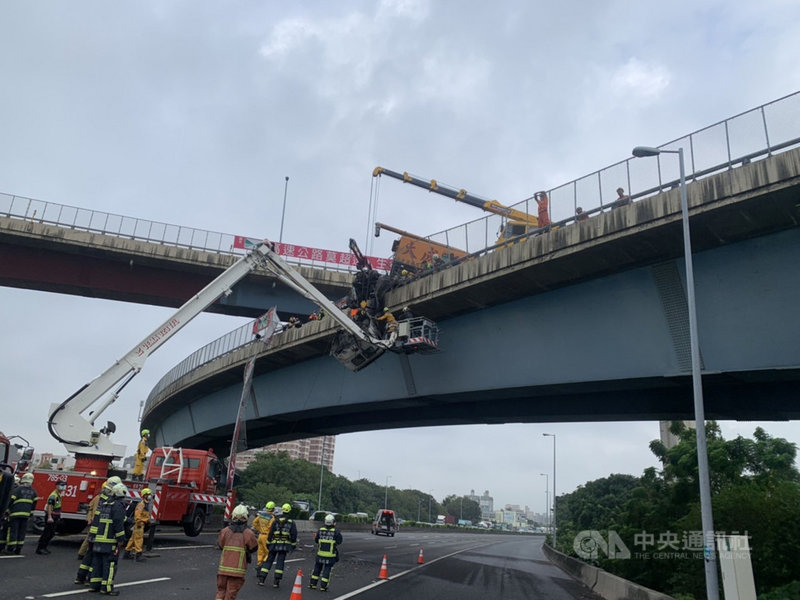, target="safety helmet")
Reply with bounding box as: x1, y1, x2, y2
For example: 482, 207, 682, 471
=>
111, 483, 128, 498
282, 503, 292, 513
141, 429, 150, 437
21, 473, 34, 484
231, 504, 249, 522
383, 307, 389, 312
103, 475, 122, 491
265, 501, 275, 511
403, 306, 409, 311
141, 488, 153, 497
324, 514, 335, 525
